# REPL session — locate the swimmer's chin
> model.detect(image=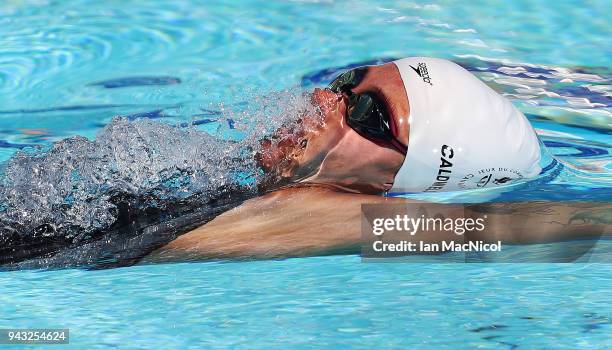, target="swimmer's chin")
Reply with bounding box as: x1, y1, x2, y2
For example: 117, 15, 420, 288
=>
256, 157, 386, 195
256, 168, 316, 194
258, 173, 387, 196
255, 153, 321, 192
